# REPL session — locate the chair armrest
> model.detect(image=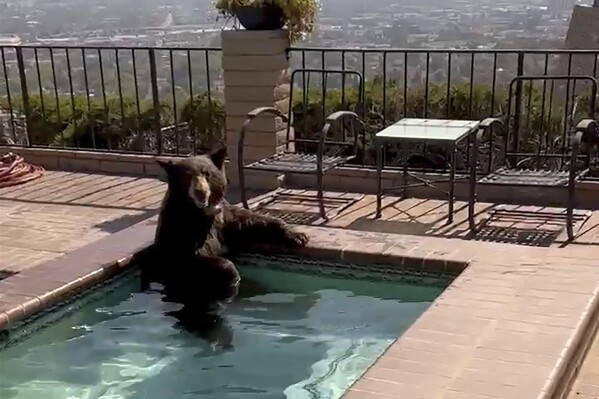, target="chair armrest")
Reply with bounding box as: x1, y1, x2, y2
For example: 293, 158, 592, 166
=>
316, 111, 365, 172
572, 119, 599, 151
569, 119, 598, 178
574, 119, 599, 142
471, 117, 505, 177
239, 107, 289, 147
322, 111, 364, 141
475, 117, 504, 152
246, 107, 288, 122
575, 118, 598, 132
479, 117, 504, 130
325, 111, 360, 124
238, 107, 290, 174
569, 118, 599, 171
